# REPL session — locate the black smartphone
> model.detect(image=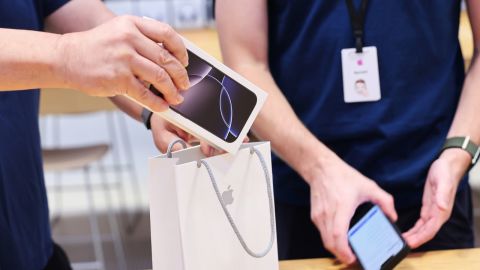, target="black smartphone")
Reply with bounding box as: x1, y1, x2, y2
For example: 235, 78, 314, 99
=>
348, 205, 410, 270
